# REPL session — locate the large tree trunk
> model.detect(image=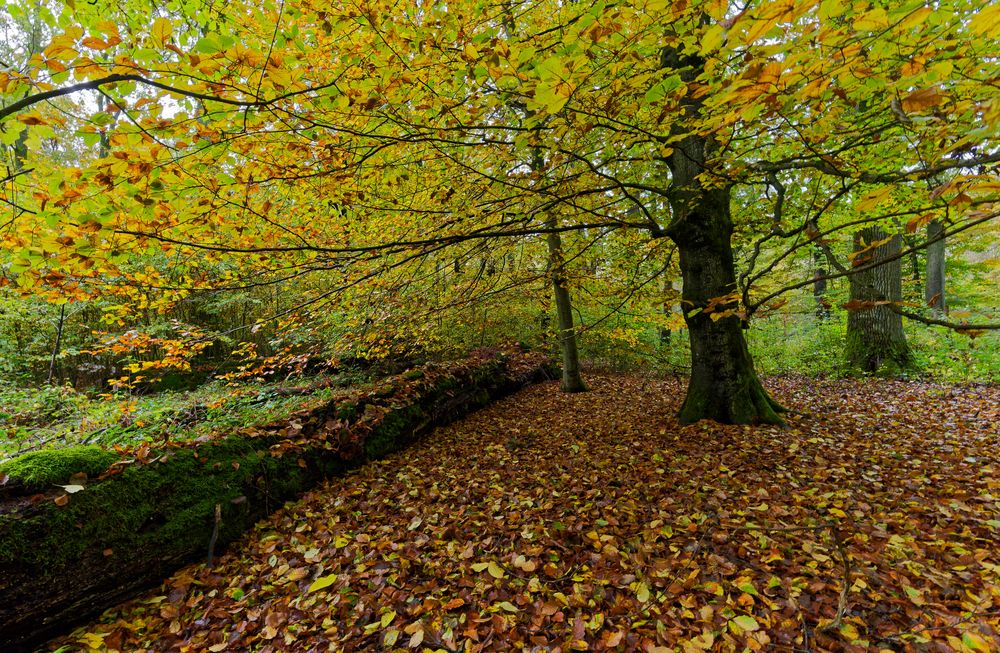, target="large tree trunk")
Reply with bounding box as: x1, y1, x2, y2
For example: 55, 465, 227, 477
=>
846, 227, 913, 373
666, 185, 784, 424
546, 219, 588, 393
661, 44, 783, 425
925, 219, 946, 315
